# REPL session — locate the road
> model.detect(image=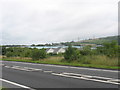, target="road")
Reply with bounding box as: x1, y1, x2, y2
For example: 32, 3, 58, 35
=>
0, 60, 119, 89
